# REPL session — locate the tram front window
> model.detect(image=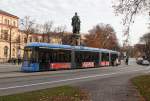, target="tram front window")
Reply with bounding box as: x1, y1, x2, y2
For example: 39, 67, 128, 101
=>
24, 47, 32, 61
24, 47, 38, 63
